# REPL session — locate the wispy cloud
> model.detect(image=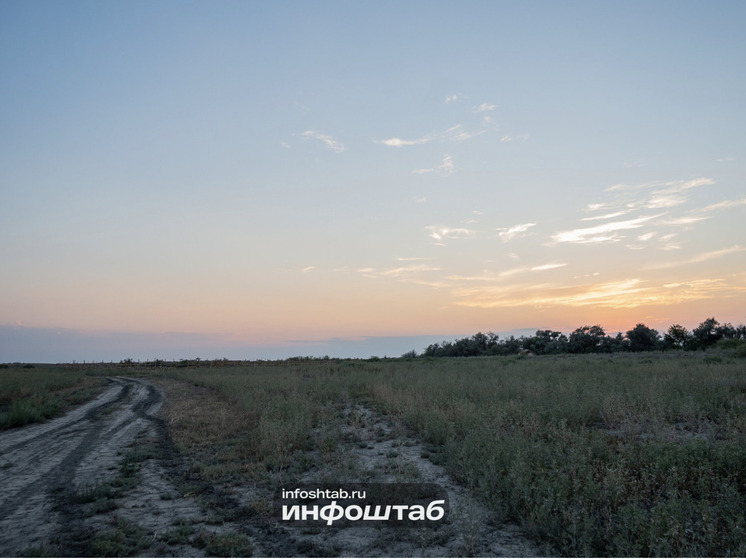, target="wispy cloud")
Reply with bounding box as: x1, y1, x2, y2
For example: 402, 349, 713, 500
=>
353, 263, 446, 288
580, 211, 630, 222
699, 197, 746, 213
660, 216, 709, 226
412, 154, 455, 176
448, 262, 567, 282
604, 178, 714, 193
497, 222, 536, 242
425, 225, 475, 244
449, 267, 746, 309
374, 125, 477, 148
594, 178, 714, 217
531, 263, 568, 272
570, 176, 731, 251
301, 130, 346, 153
472, 102, 496, 113
551, 214, 662, 244
452, 278, 648, 309
645, 245, 745, 270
